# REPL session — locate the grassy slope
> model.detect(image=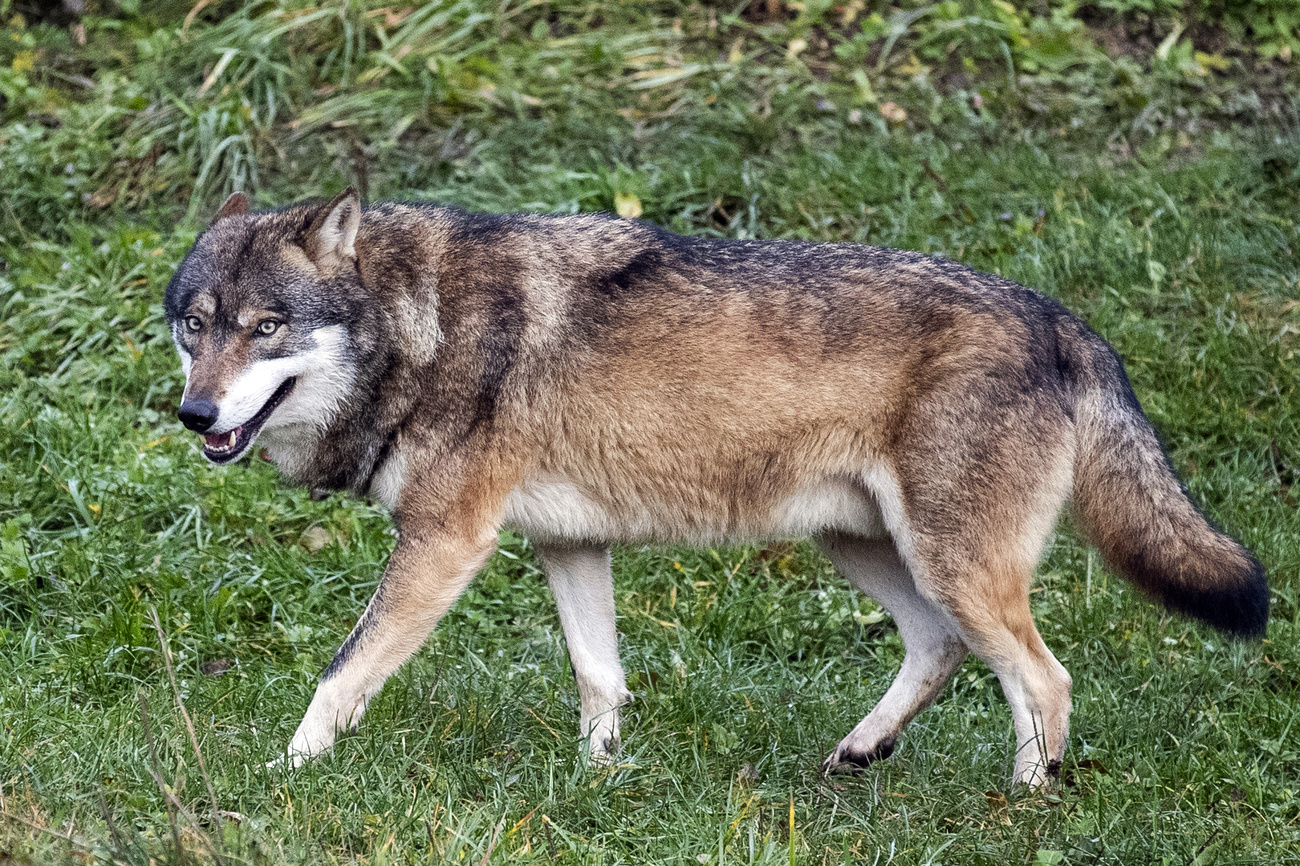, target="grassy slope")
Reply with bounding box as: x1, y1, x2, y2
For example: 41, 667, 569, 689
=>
2, 2, 1299, 864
